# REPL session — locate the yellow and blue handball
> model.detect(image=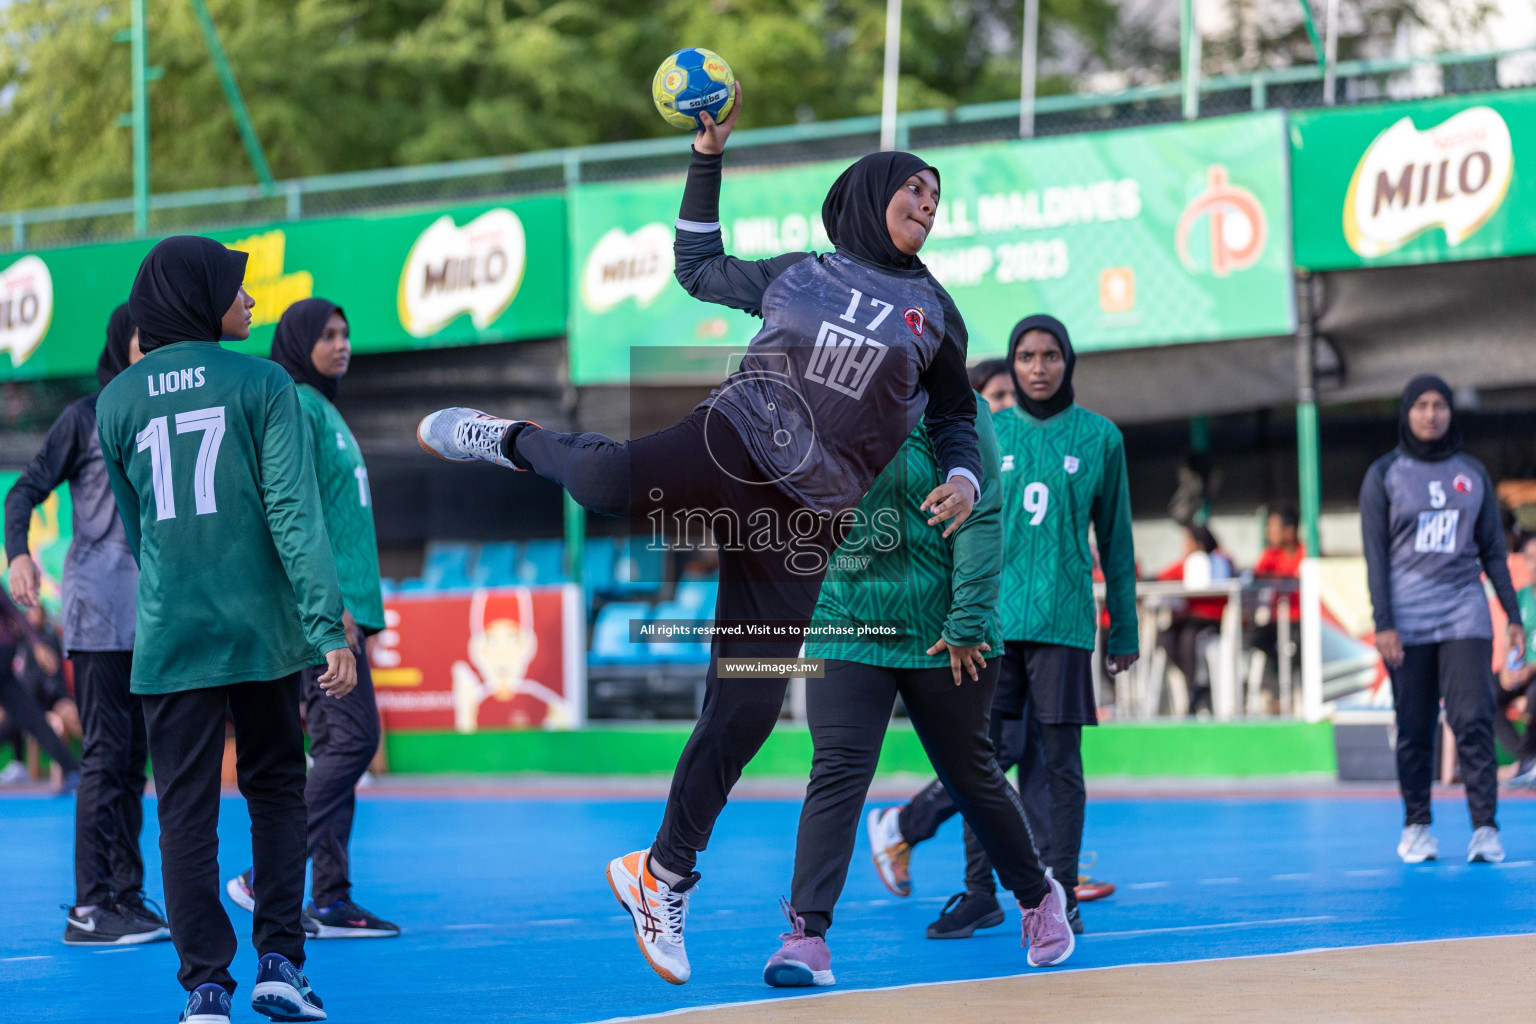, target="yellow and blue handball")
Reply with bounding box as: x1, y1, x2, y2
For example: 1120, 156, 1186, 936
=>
652, 48, 736, 131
